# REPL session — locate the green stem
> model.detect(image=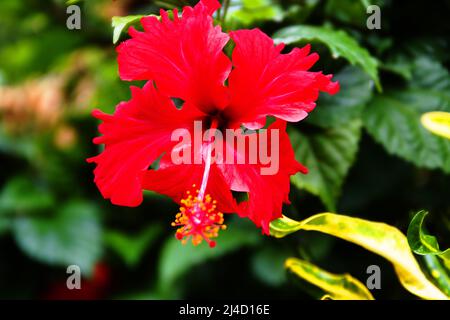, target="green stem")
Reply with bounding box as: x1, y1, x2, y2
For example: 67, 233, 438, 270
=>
217, 3, 222, 20
221, 0, 231, 24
